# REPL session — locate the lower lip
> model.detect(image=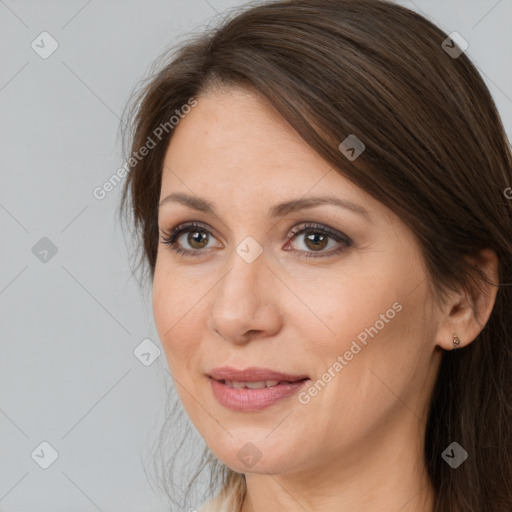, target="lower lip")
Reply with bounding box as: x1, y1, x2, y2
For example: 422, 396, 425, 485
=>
209, 378, 309, 411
